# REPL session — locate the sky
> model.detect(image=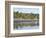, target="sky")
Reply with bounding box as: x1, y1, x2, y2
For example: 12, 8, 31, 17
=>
13, 8, 40, 14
